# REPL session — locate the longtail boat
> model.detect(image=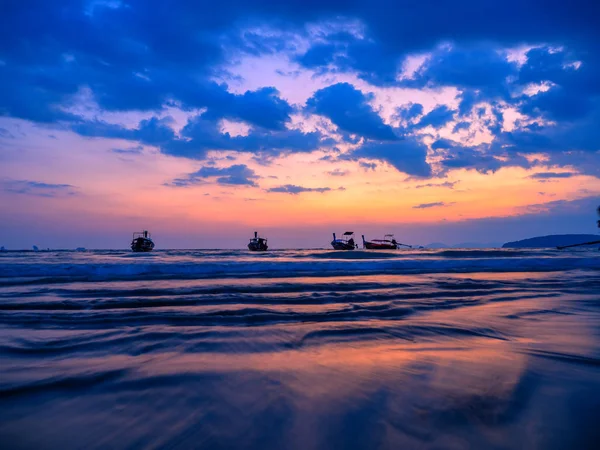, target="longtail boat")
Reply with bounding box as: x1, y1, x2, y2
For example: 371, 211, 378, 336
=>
131, 231, 154, 252
331, 232, 357, 250
362, 234, 411, 250
248, 231, 268, 251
